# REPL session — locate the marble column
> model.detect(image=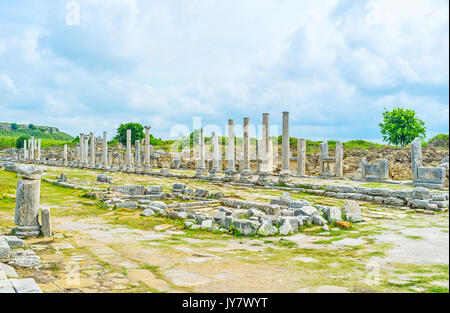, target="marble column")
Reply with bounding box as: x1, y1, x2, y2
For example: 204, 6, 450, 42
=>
79, 134, 84, 167
209, 132, 220, 178
83, 135, 89, 167
144, 126, 151, 172
23, 140, 28, 161
89, 132, 95, 168
319, 141, 328, 176
37, 139, 41, 162
239, 117, 252, 181
30, 136, 35, 161
126, 129, 132, 172
280, 112, 291, 182
102, 131, 109, 170
297, 138, 306, 176
335, 141, 344, 178
257, 113, 270, 184
63, 144, 68, 166
14, 165, 43, 237
196, 129, 206, 176
135, 140, 141, 172
411, 138, 422, 181
224, 119, 237, 180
